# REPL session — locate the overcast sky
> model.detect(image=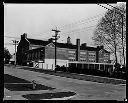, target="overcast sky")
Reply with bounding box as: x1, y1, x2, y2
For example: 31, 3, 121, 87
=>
4, 3, 119, 54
